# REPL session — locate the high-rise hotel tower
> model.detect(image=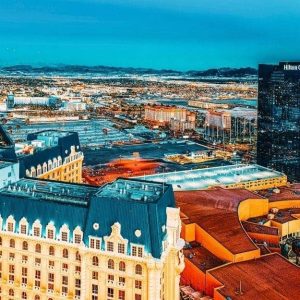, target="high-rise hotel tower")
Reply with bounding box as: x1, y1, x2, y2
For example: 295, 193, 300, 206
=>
257, 62, 300, 181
